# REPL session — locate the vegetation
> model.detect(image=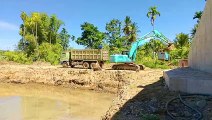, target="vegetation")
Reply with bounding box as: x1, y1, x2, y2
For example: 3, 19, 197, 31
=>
0, 4, 201, 68
191, 11, 203, 37
74, 22, 105, 49
147, 6, 161, 30
105, 19, 125, 54
15, 12, 71, 64
170, 33, 190, 59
